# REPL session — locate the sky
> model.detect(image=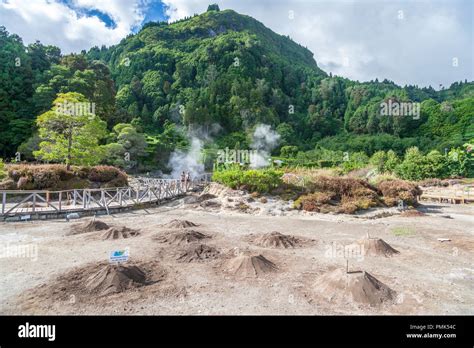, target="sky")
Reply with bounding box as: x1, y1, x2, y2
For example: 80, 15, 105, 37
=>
0, 0, 472, 88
